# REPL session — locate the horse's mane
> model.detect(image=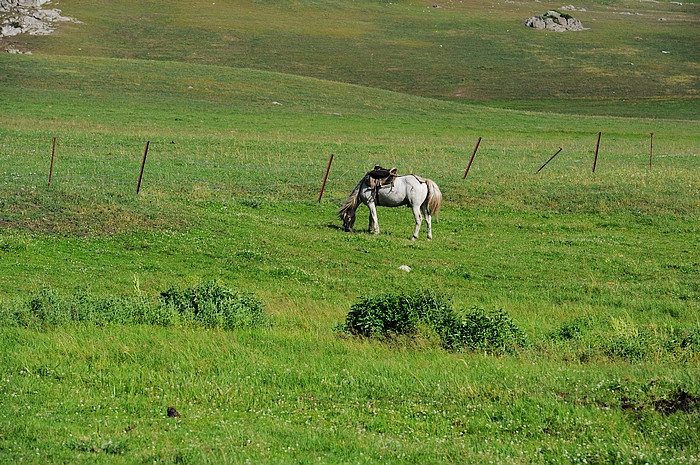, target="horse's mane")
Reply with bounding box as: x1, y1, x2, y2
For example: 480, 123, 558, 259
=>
338, 178, 364, 220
